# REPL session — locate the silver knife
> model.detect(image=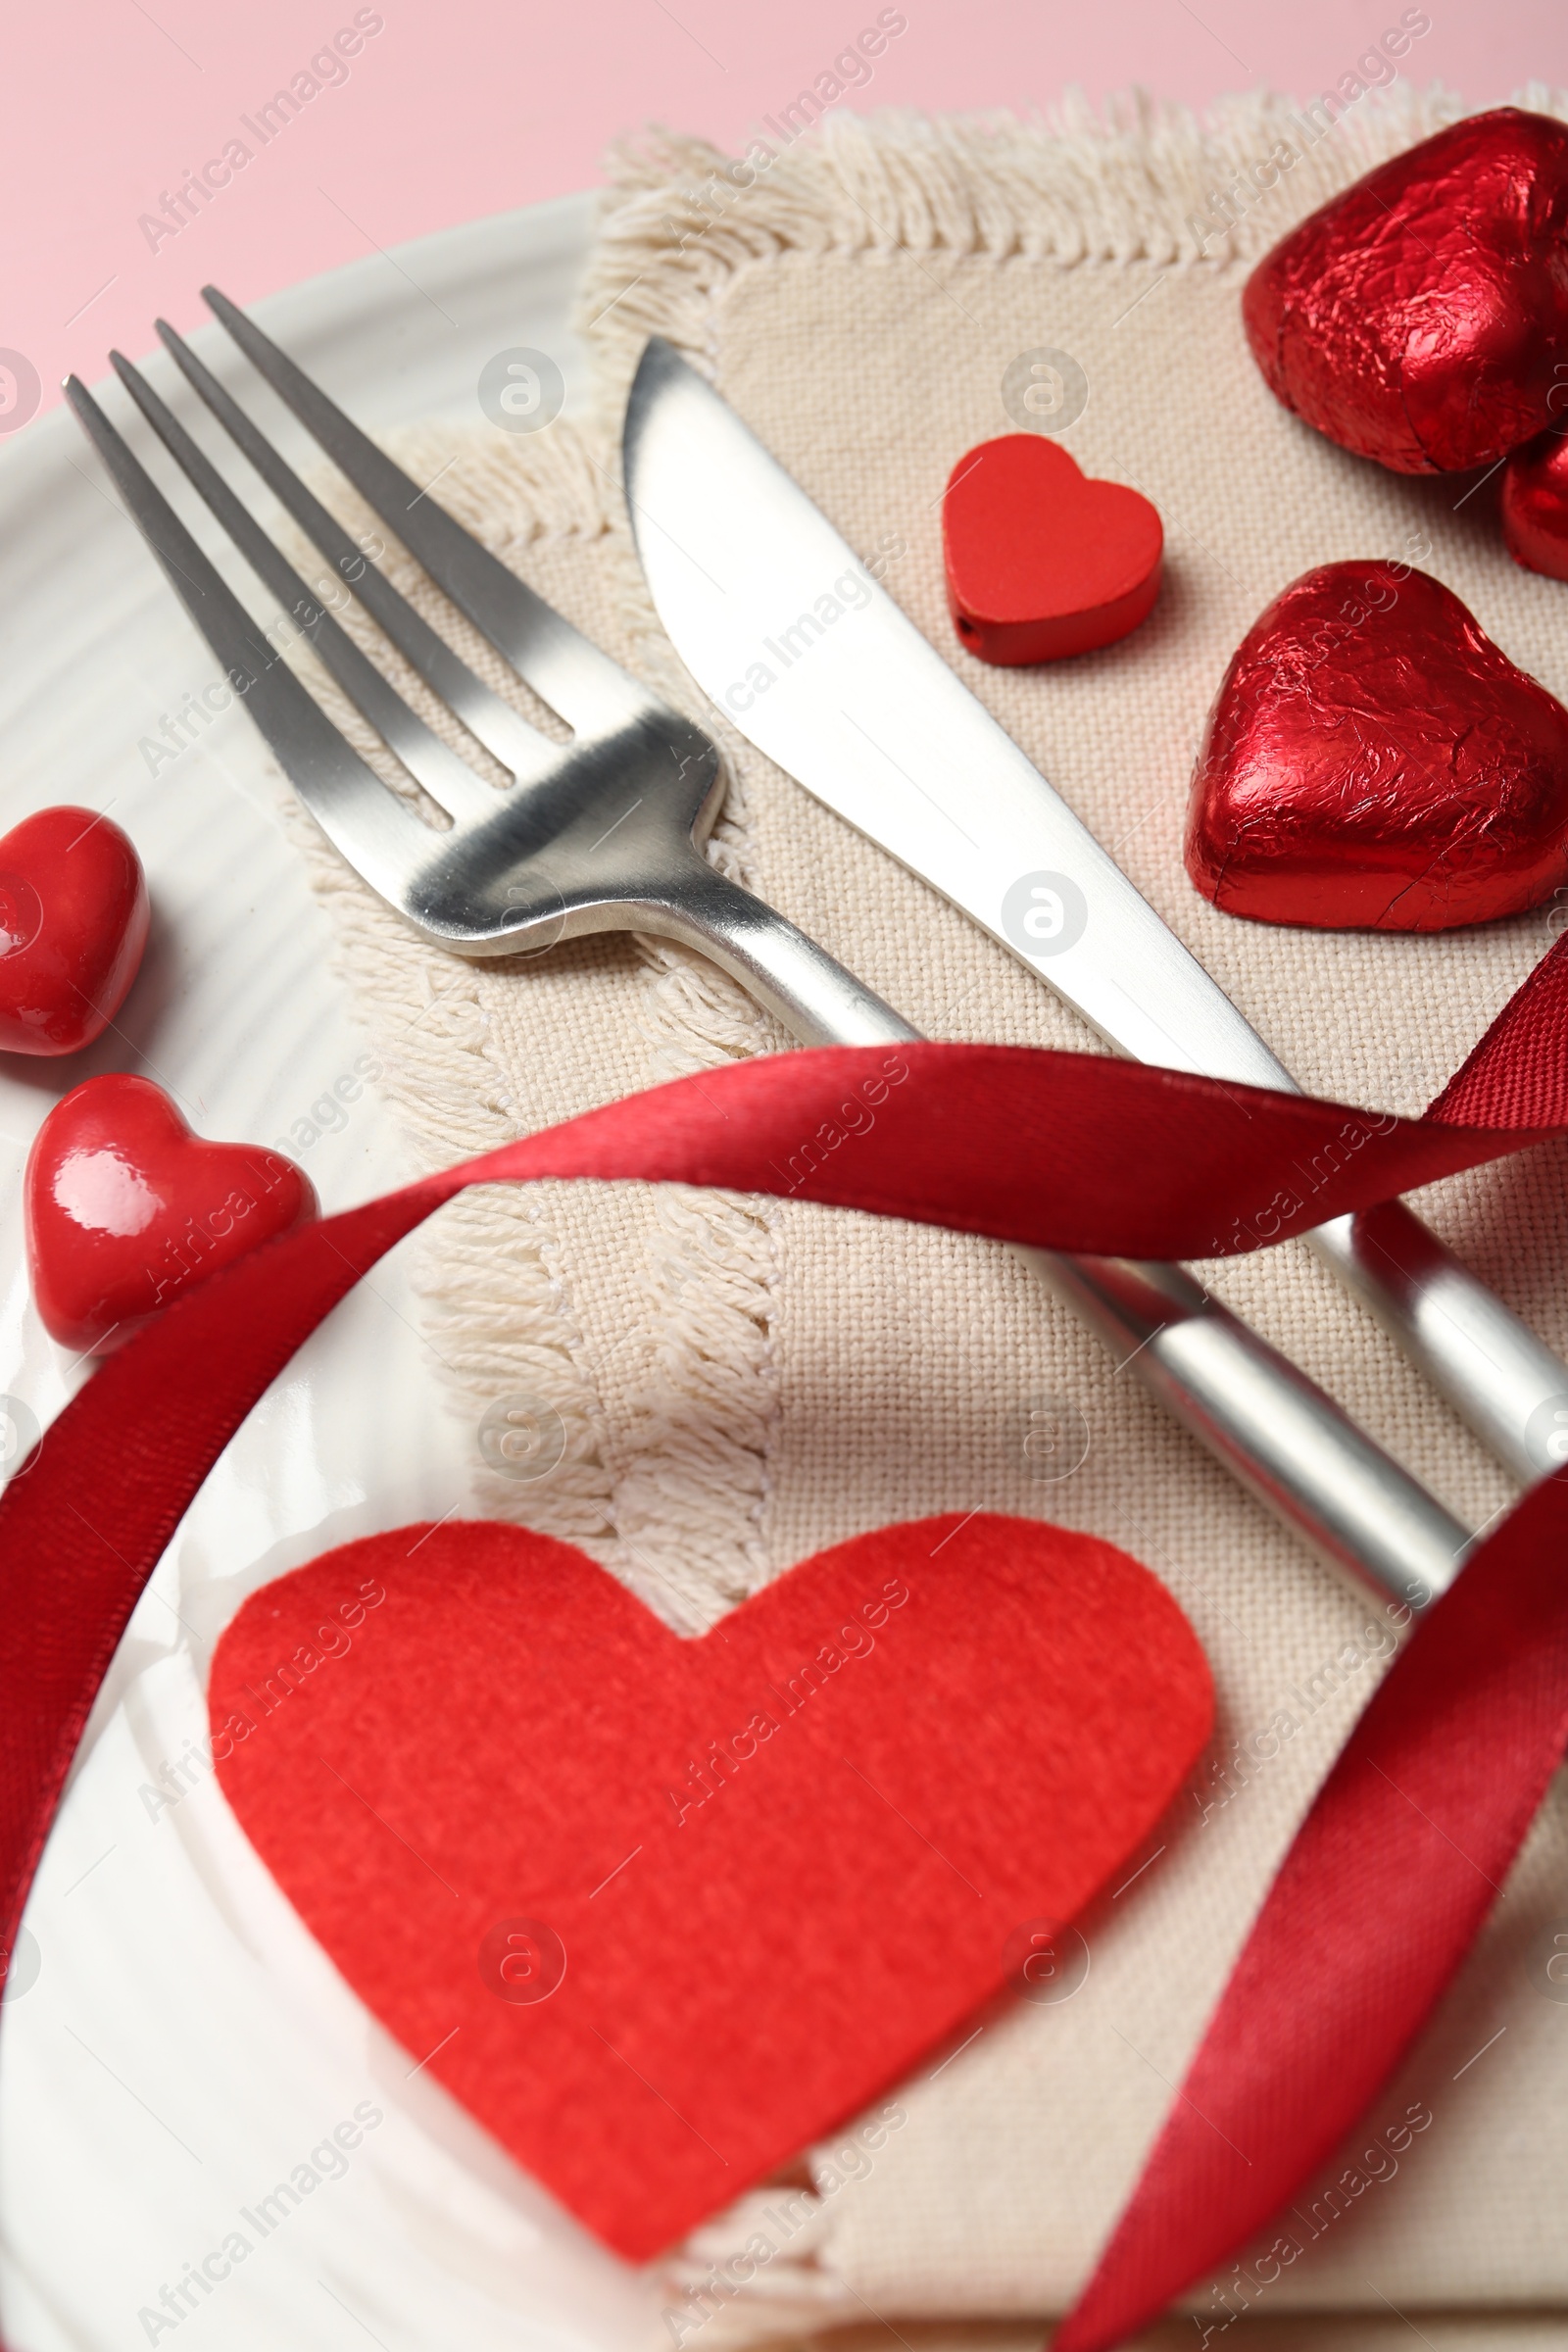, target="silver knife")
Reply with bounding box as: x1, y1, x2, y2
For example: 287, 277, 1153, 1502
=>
622, 337, 1568, 1492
